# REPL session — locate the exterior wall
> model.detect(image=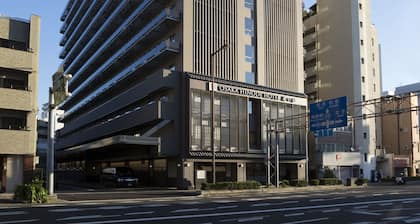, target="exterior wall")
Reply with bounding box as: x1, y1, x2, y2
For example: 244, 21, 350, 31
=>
304, 0, 381, 179
5, 156, 23, 193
